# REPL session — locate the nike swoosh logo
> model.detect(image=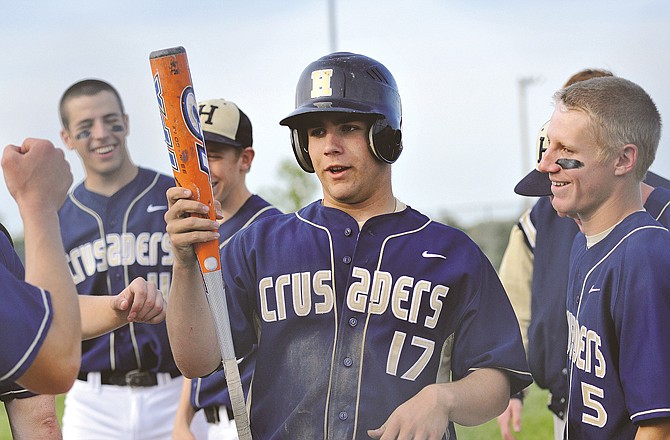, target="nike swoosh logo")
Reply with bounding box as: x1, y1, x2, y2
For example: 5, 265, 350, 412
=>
422, 251, 446, 259
588, 286, 601, 294
147, 204, 168, 213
